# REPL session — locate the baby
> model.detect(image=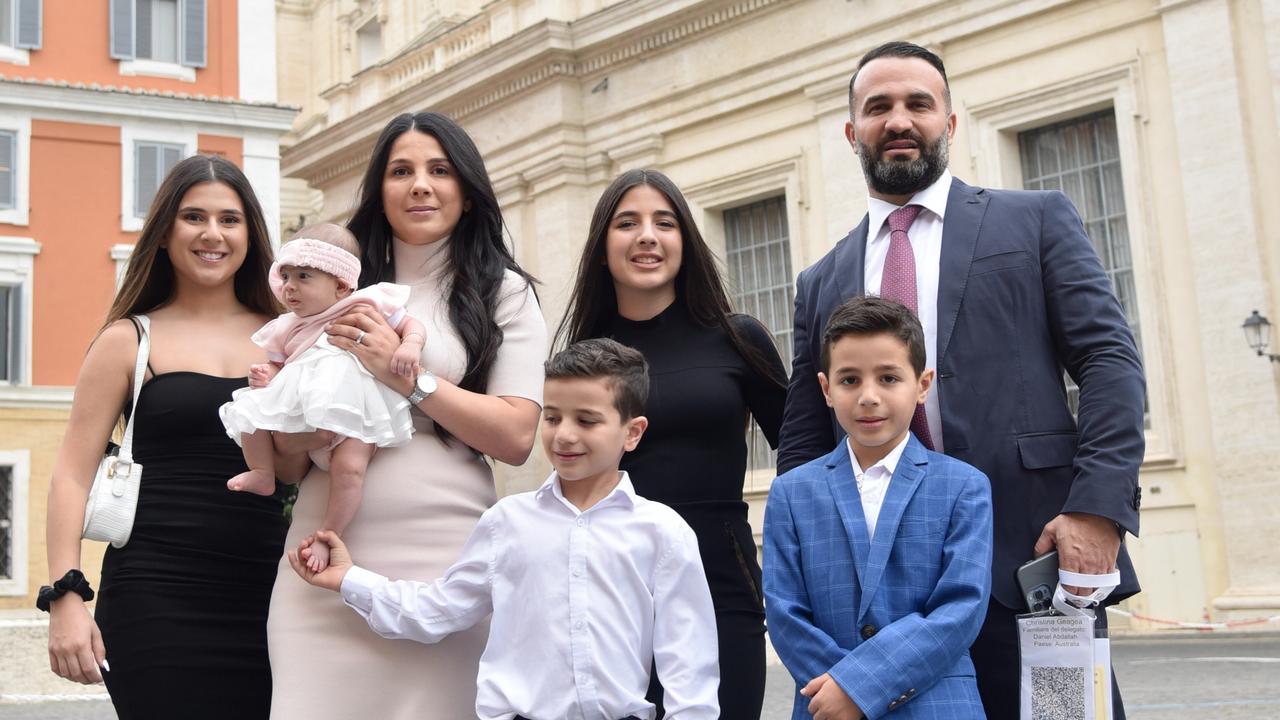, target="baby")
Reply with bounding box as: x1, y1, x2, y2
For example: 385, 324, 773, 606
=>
220, 223, 425, 572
